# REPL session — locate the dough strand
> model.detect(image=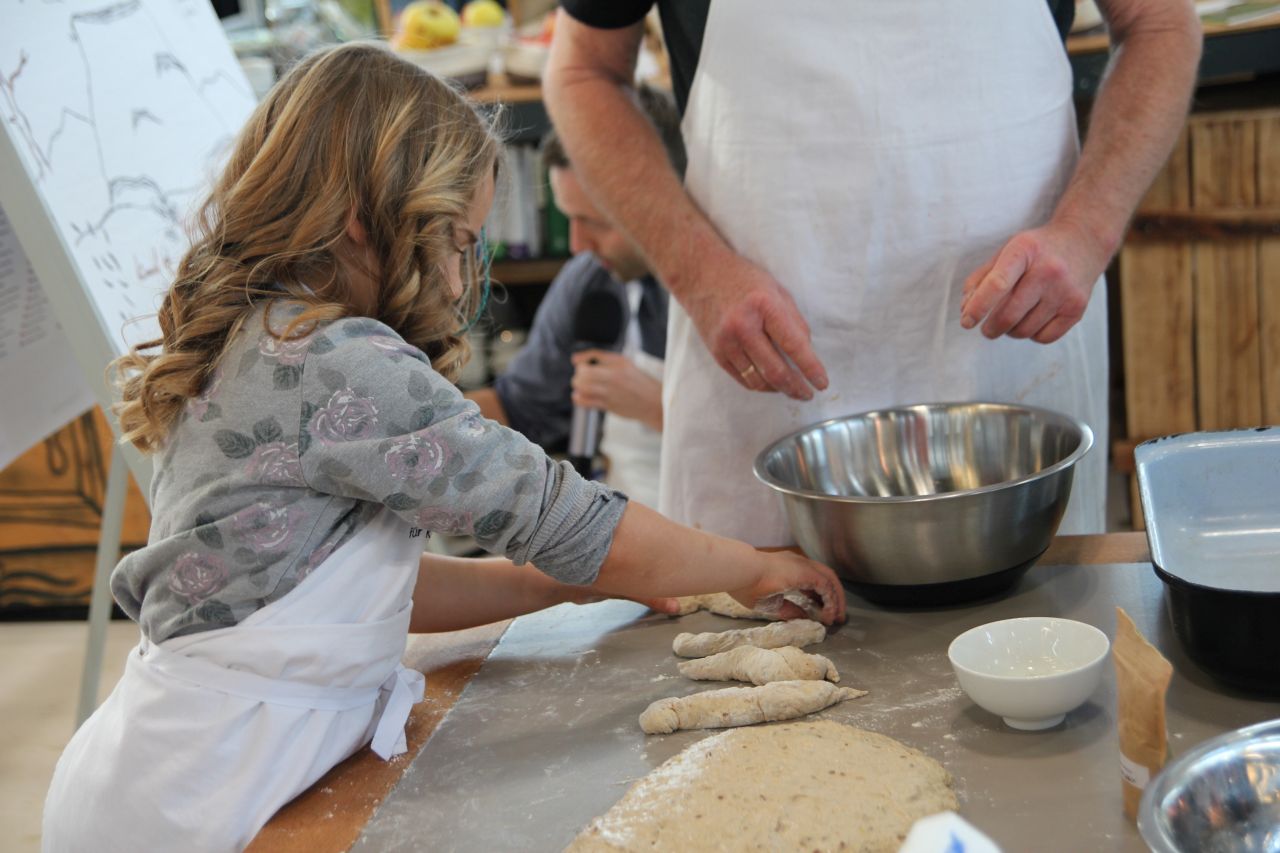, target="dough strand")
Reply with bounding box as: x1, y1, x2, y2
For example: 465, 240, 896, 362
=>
677, 644, 840, 685
673, 593, 773, 620
639, 679, 865, 734
672, 619, 826, 658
